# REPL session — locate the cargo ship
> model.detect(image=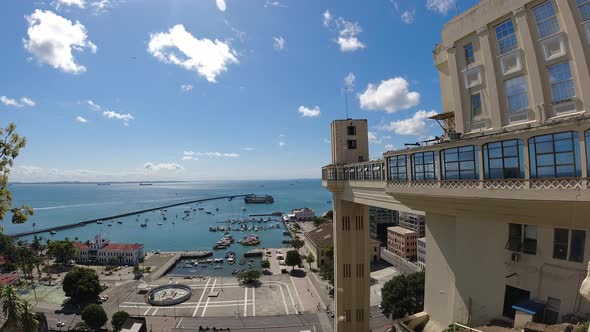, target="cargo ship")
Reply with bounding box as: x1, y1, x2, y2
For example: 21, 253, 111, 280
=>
244, 195, 274, 204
